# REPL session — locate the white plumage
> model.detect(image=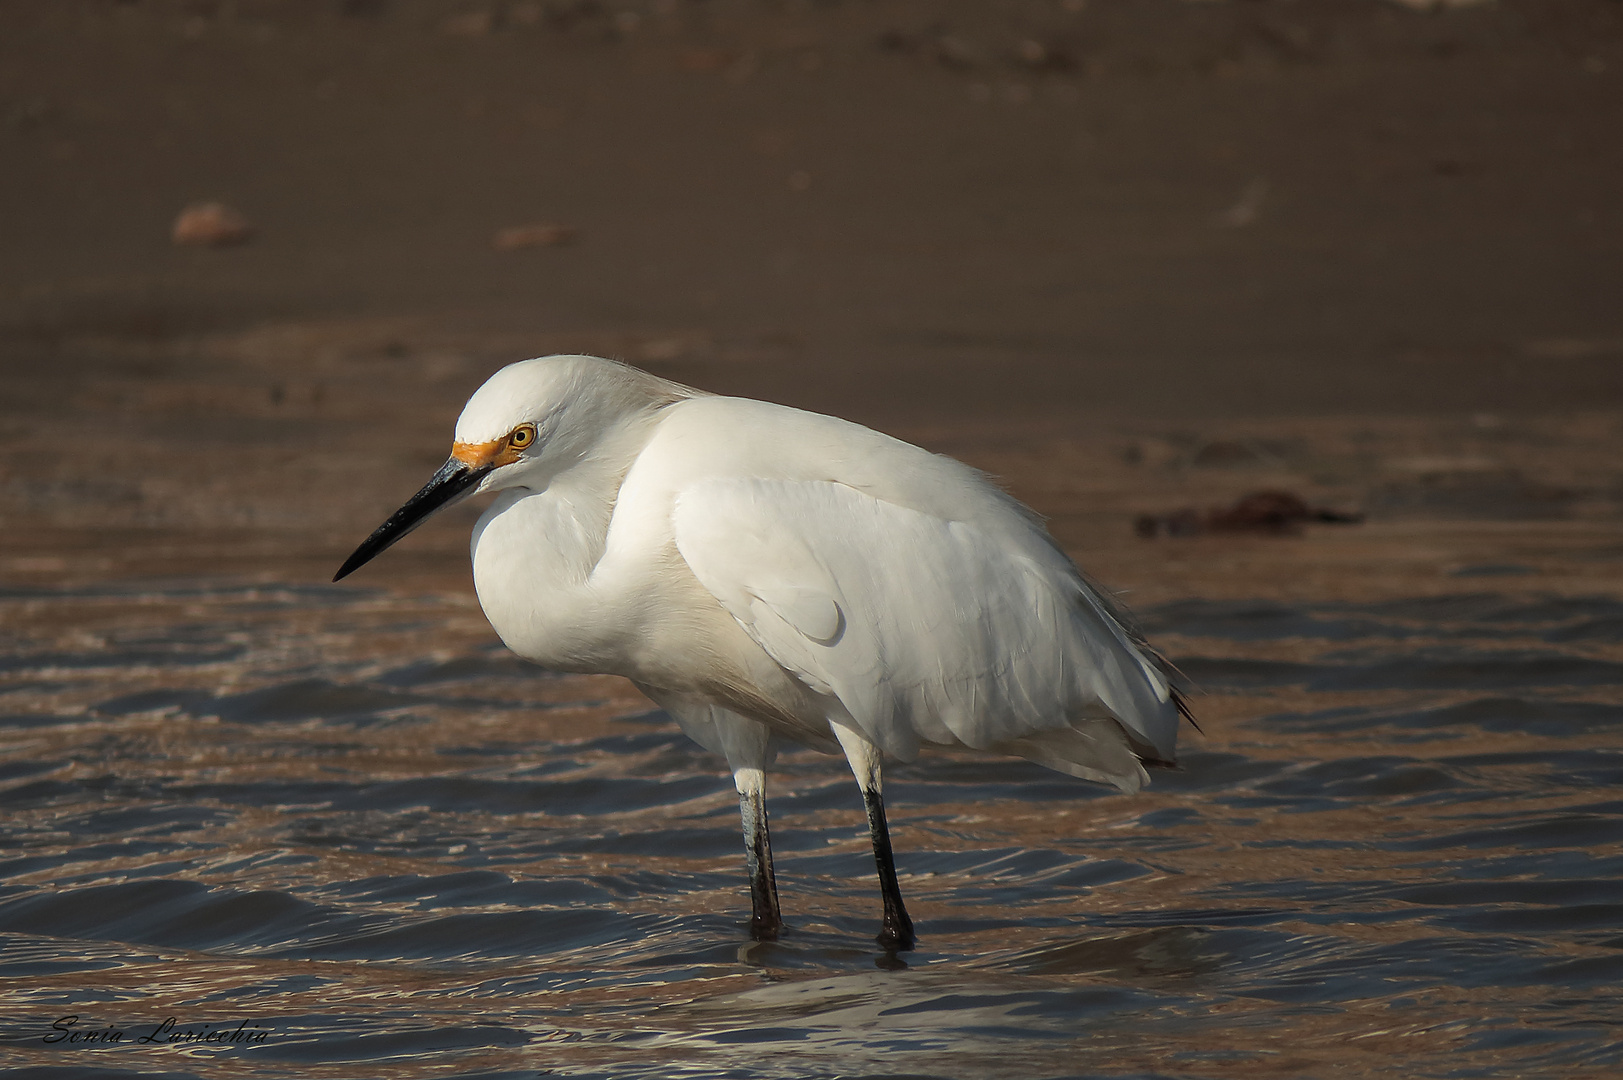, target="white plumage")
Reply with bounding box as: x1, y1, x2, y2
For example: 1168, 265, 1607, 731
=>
336, 355, 1189, 949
